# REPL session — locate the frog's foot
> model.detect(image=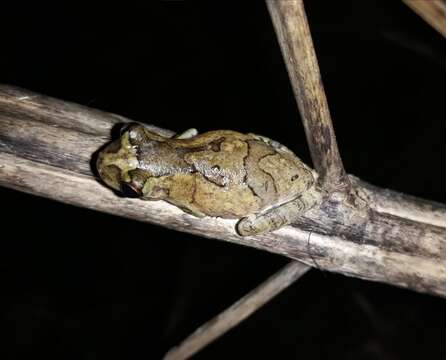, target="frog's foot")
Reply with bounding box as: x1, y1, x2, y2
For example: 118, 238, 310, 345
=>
236, 191, 320, 236
174, 128, 198, 139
